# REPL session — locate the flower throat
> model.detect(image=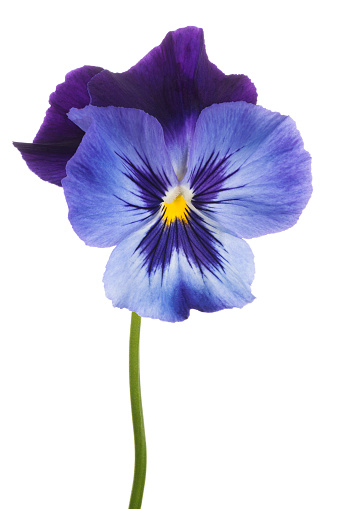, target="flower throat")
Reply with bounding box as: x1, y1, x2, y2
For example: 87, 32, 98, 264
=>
163, 194, 188, 225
